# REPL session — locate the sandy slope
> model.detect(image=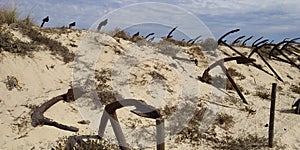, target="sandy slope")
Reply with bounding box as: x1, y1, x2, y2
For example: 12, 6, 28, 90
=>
0, 25, 299, 149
